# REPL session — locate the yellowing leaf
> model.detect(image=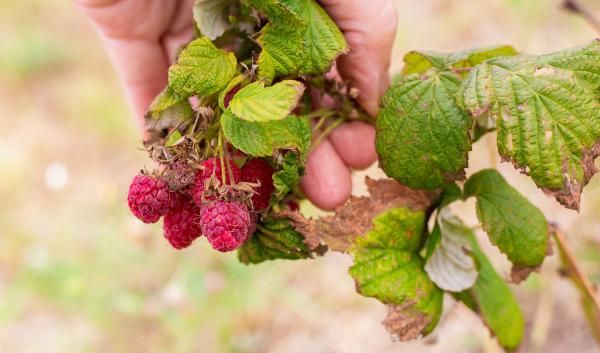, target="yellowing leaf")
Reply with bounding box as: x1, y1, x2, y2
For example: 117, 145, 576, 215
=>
349, 208, 443, 340
458, 40, 600, 209
229, 80, 305, 122
221, 110, 311, 159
